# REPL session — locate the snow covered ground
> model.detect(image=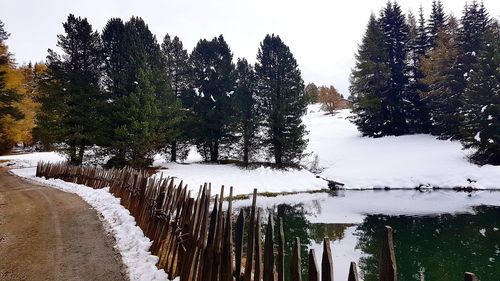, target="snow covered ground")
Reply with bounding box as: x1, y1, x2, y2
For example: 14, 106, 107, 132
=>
0, 151, 66, 168
153, 162, 326, 196
303, 104, 500, 189
10, 167, 170, 281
